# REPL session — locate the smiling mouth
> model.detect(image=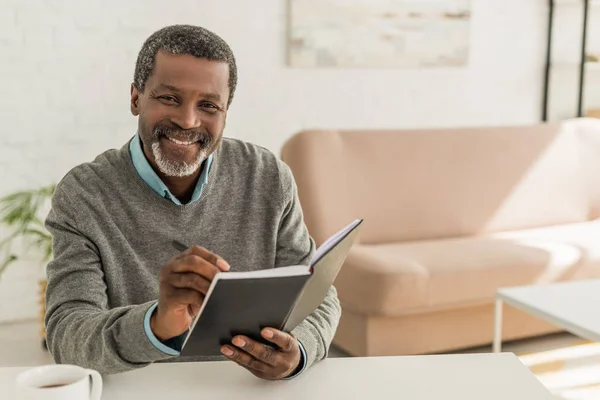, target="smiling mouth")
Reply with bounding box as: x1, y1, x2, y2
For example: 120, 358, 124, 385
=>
164, 136, 198, 146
